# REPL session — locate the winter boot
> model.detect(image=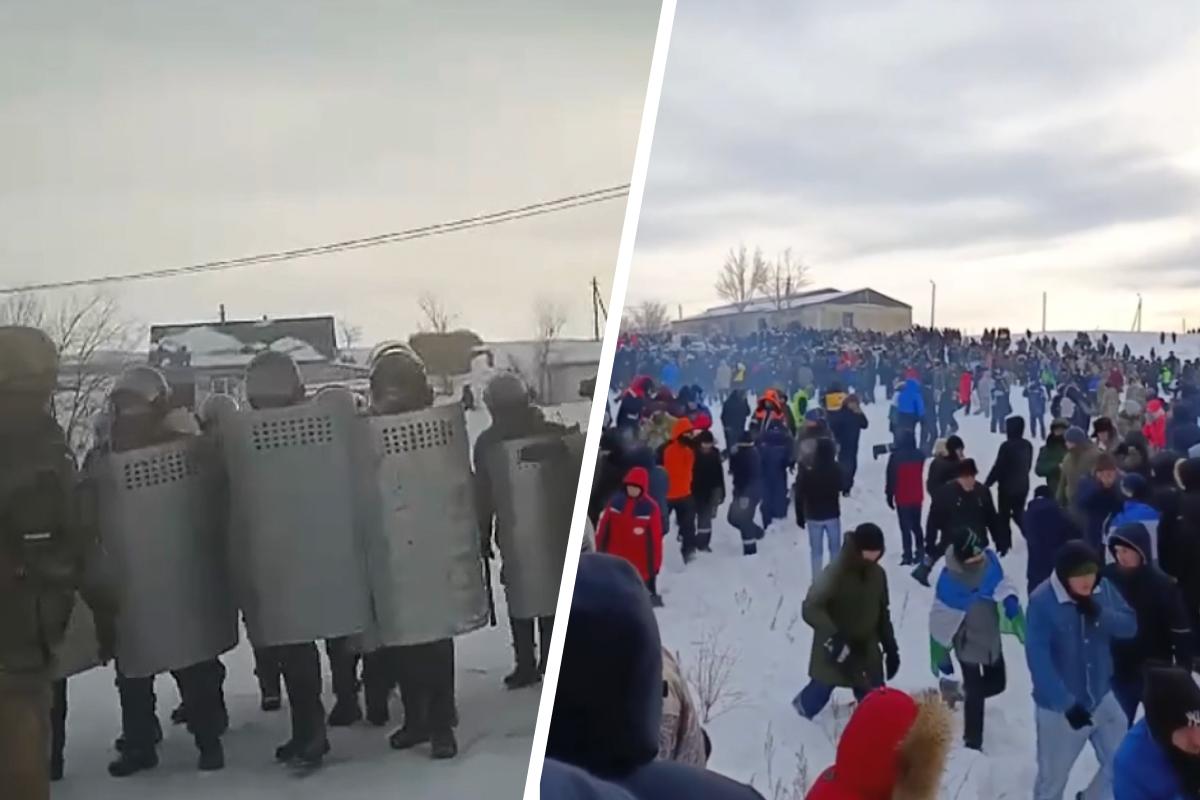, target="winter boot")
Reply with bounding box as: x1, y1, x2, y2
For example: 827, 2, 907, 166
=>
504, 666, 541, 690
365, 691, 391, 727
197, 739, 225, 772
430, 730, 458, 760
650, 593, 665, 608
506, 620, 541, 689
261, 691, 282, 712
108, 748, 159, 778
114, 716, 163, 754
537, 617, 555, 677
743, 542, 758, 556
939, 677, 965, 709
327, 695, 363, 727
389, 724, 430, 750
171, 703, 188, 725
911, 559, 934, 587
292, 736, 330, 768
